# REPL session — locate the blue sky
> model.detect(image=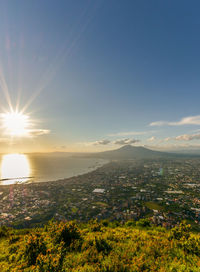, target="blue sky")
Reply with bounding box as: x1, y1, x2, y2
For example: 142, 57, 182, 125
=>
1, 0, 200, 152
